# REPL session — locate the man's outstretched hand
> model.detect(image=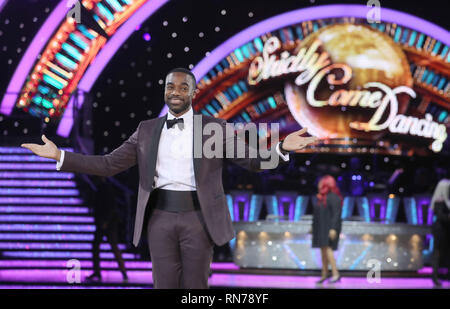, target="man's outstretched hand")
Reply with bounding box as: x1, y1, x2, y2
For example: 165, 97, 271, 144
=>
21, 135, 61, 161
281, 128, 318, 152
